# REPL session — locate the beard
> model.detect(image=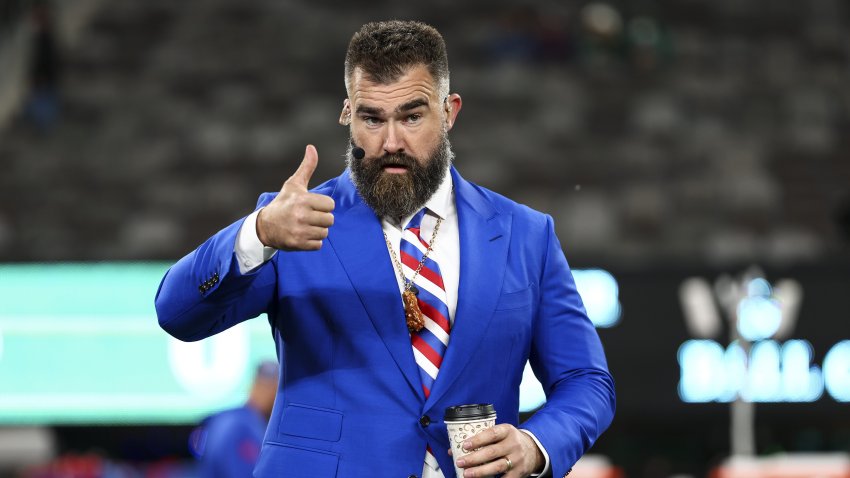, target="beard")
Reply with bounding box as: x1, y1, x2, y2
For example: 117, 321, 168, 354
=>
347, 134, 453, 221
